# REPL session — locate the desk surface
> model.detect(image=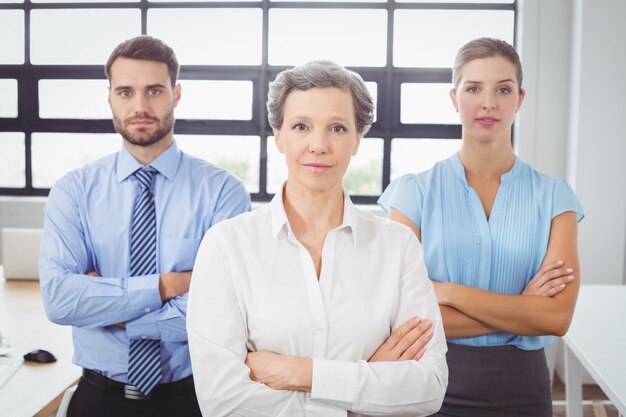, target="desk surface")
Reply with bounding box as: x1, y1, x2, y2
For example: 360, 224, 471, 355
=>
0, 267, 80, 417
563, 285, 626, 415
